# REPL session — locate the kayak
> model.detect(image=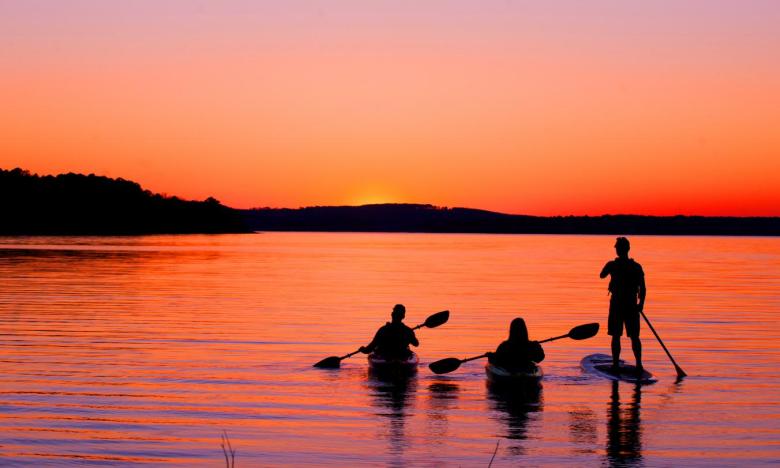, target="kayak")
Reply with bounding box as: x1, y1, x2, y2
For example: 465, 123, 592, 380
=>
581, 353, 657, 384
367, 352, 419, 374
485, 362, 543, 385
